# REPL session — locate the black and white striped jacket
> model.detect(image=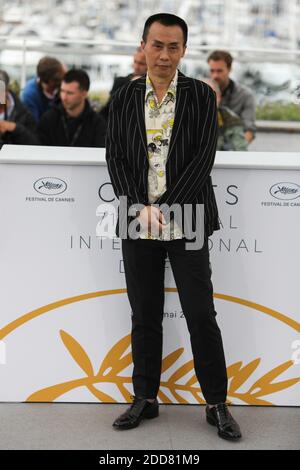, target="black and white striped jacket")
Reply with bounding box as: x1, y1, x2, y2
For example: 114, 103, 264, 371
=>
105, 70, 220, 238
